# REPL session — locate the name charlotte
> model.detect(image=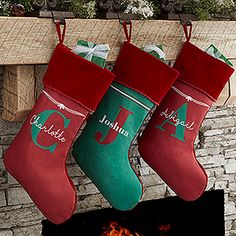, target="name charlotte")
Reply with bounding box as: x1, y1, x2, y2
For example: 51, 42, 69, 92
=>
99, 114, 129, 137
30, 115, 67, 142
